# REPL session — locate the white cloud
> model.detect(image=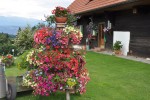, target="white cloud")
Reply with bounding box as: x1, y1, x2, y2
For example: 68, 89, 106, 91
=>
0, 0, 74, 20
